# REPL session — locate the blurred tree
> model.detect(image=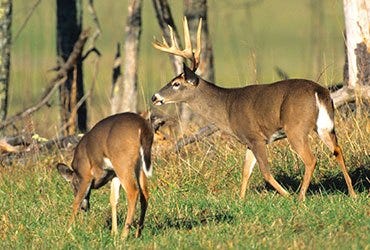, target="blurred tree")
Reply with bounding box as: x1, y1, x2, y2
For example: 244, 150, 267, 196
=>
309, 0, 324, 79
111, 0, 142, 113
56, 0, 87, 135
0, 0, 11, 121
